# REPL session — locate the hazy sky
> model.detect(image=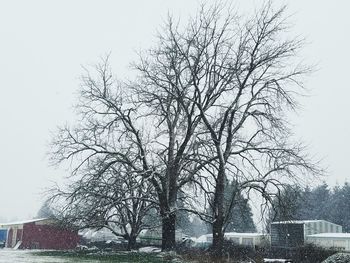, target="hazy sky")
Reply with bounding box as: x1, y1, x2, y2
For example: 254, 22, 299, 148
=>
0, 0, 349, 221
